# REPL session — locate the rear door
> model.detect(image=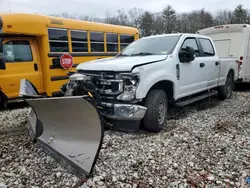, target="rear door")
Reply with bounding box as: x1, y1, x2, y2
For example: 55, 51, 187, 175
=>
0, 38, 42, 98
198, 38, 220, 88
